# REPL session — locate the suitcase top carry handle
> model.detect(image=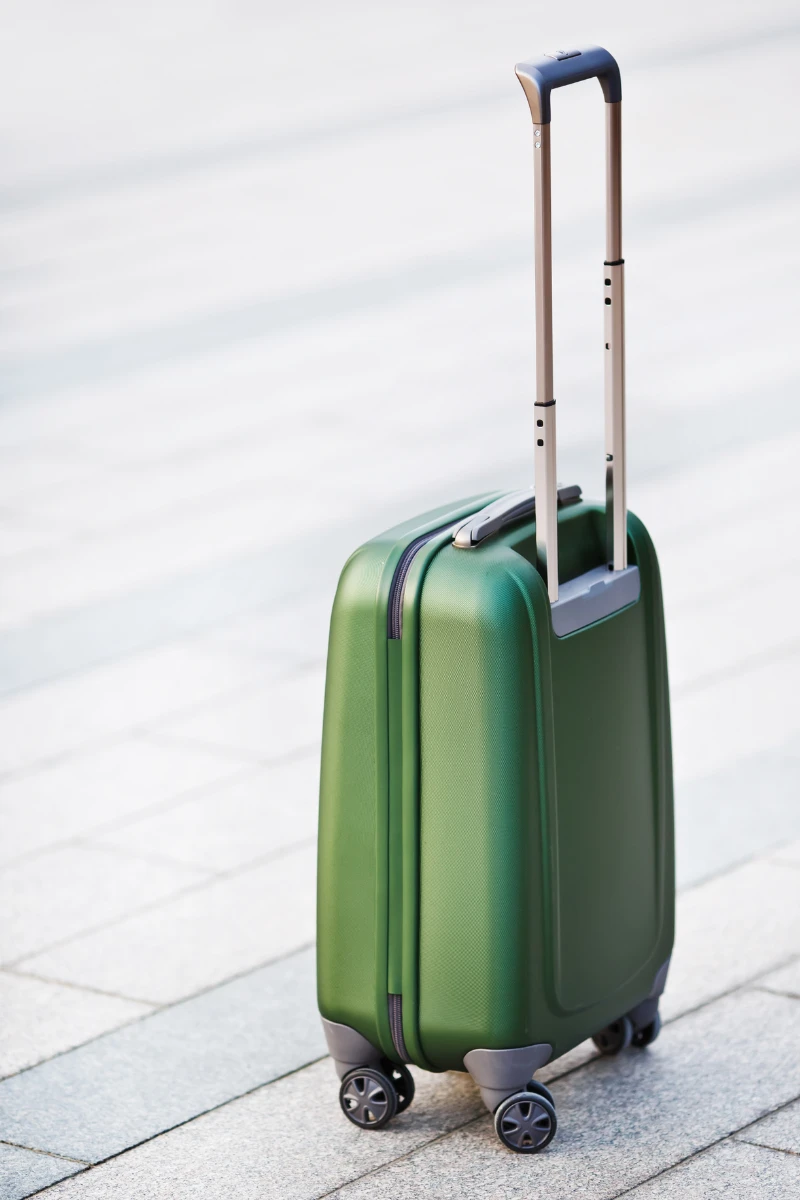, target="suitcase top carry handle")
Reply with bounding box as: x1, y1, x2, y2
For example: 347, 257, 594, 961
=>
515, 46, 627, 603
514, 46, 621, 125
